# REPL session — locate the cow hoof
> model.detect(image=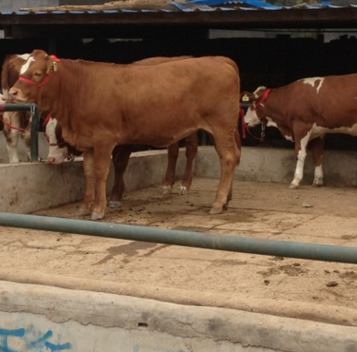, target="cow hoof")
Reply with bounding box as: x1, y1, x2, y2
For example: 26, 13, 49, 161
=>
77, 208, 91, 216
162, 185, 172, 195
91, 212, 104, 221
209, 206, 223, 215
289, 183, 299, 189
312, 181, 324, 187
179, 186, 189, 195
108, 200, 122, 208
